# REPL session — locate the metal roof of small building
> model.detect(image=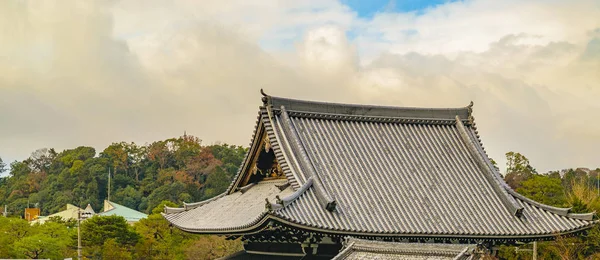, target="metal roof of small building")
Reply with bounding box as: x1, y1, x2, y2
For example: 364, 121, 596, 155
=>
163, 92, 596, 241
99, 200, 147, 222
332, 238, 477, 260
